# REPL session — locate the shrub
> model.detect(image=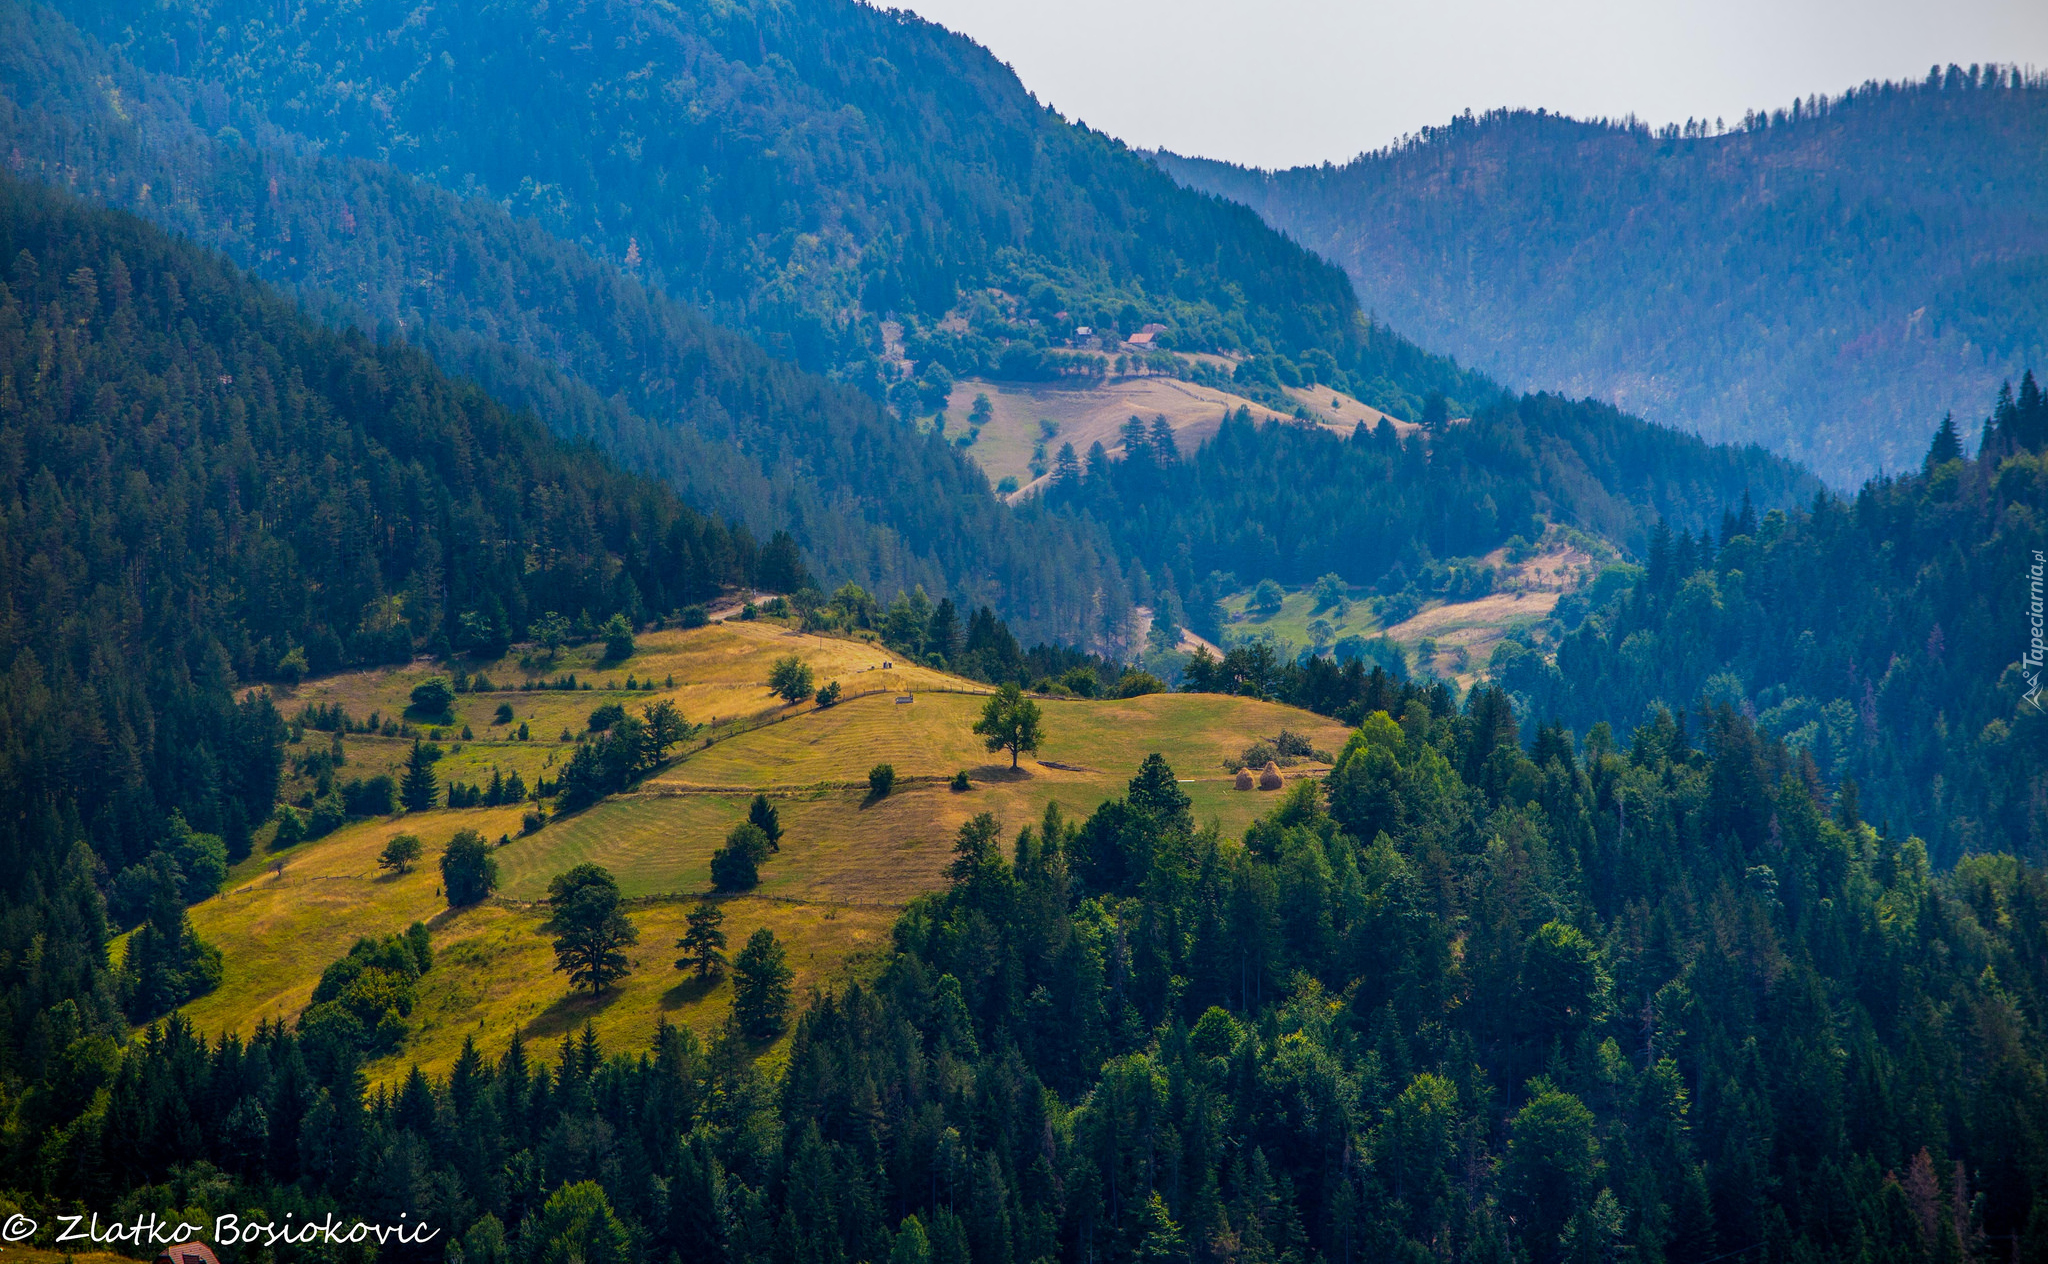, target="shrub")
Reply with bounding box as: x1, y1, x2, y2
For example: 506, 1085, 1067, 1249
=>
710, 823, 771, 891
521, 809, 547, 835
337, 774, 393, 815
378, 833, 423, 874
868, 763, 896, 800
441, 830, 499, 907
409, 676, 455, 715
1116, 670, 1166, 698
950, 770, 971, 792
679, 604, 709, 629
601, 612, 636, 661
494, 702, 515, 724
